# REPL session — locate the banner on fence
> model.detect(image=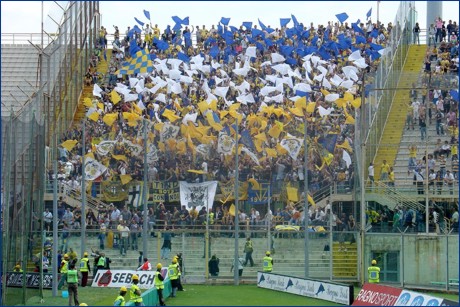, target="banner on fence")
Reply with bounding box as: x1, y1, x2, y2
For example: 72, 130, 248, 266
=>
179, 181, 217, 212
6, 272, 53, 289
151, 181, 180, 203
352, 283, 446, 306
257, 271, 353, 305
92, 269, 168, 289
